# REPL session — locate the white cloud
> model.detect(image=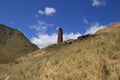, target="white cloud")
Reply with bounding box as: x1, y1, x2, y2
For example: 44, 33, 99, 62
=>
30, 19, 106, 48
31, 33, 57, 48
85, 22, 106, 34
45, 7, 56, 16
31, 33, 81, 48
63, 33, 81, 40
92, 0, 106, 7
38, 7, 56, 16
30, 20, 53, 33
83, 18, 88, 24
